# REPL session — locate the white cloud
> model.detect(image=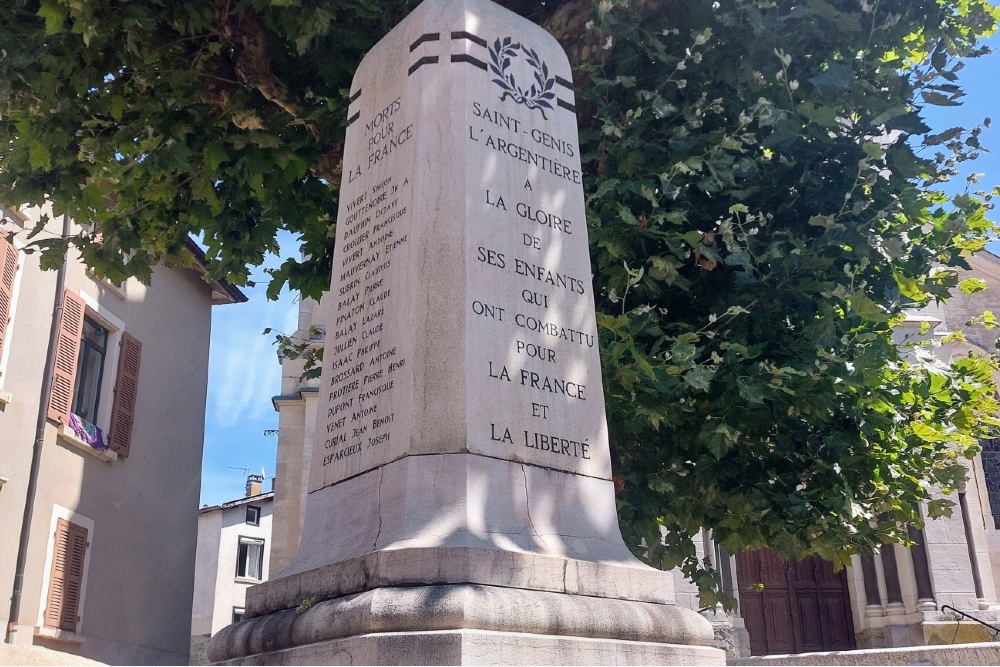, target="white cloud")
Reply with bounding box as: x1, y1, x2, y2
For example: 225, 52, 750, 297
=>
209, 297, 287, 427
206, 233, 302, 428
200, 230, 304, 504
